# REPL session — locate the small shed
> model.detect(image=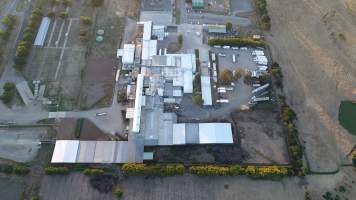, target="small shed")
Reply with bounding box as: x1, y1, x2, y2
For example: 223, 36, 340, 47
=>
192, 0, 204, 9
